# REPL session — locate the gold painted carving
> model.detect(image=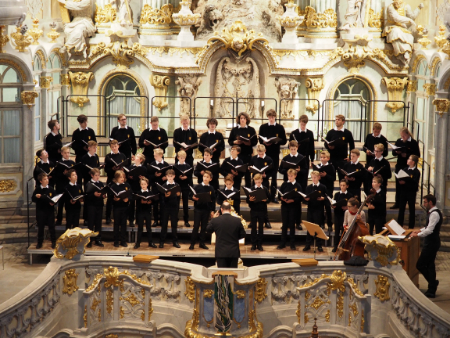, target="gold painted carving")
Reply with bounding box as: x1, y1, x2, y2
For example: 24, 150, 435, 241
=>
381, 77, 407, 113
0, 180, 17, 193
255, 278, 267, 303
303, 6, 337, 29
296, 300, 301, 323
106, 335, 118, 338
359, 235, 400, 267
21, 91, 39, 107
10, 26, 33, 52
120, 306, 124, 319
348, 302, 358, 325
63, 269, 79, 295
90, 42, 148, 70
423, 83, 436, 98
68, 71, 94, 107
61, 74, 71, 86
0, 26, 9, 53
150, 74, 170, 111
47, 22, 59, 43
95, 4, 117, 24
374, 275, 390, 301
91, 298, 100, 312
435, 25, 447, 51
368, 9, 383, 30
361, 310, 365, 332
310, 296, 329, 310
120, 292, 140, 307
417, 25, 431, 50
40, 76, 53, 89
337, 292, 344, 318
203, 289, 214, 298
305, 77, 324, 114
433, 98, 450, 117
140, 4, 174, 25
104, 266, 121, 288
327, 270, 346, 293
235, 290, 245, 299
325, 309, 330, 322
28, 19, 43, 45
83, 305, 87, 327
54, 227, 98, 259
185, 276, 196, 302
406, 80, 417, 93
147, 46, 201, 58
106, 289, 113, 314
347, 278, 364, 297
